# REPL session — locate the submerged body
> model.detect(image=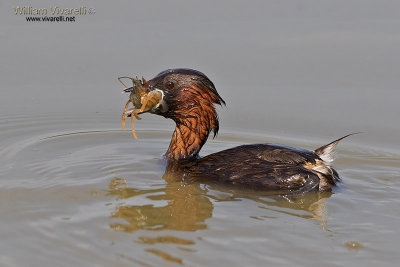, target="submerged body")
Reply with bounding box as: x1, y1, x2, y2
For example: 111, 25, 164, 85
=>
121, 68, 350, 193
